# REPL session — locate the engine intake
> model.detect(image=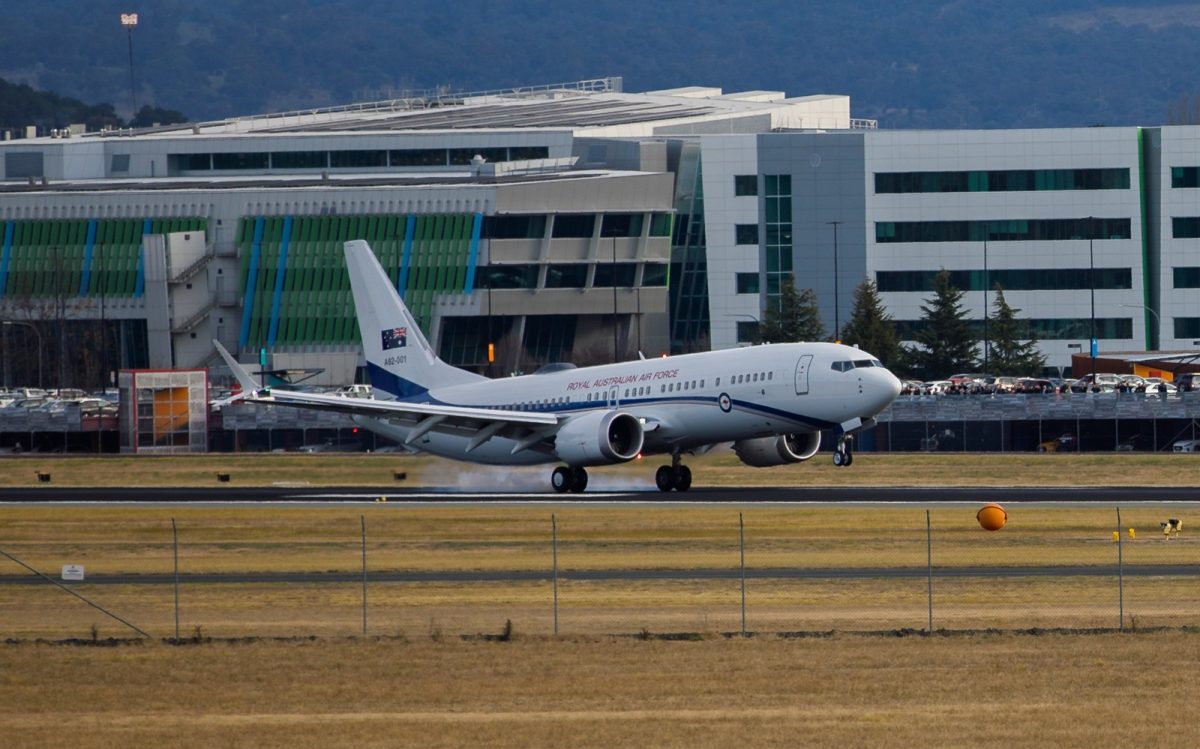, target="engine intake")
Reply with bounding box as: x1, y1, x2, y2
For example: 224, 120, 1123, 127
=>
554, 410, 645, 466
733, 432, 821, 468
